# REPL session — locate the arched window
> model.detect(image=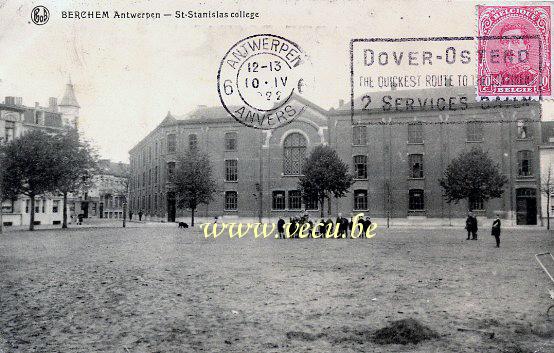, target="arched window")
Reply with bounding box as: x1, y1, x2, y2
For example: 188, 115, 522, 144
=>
283, 133, 307, 175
